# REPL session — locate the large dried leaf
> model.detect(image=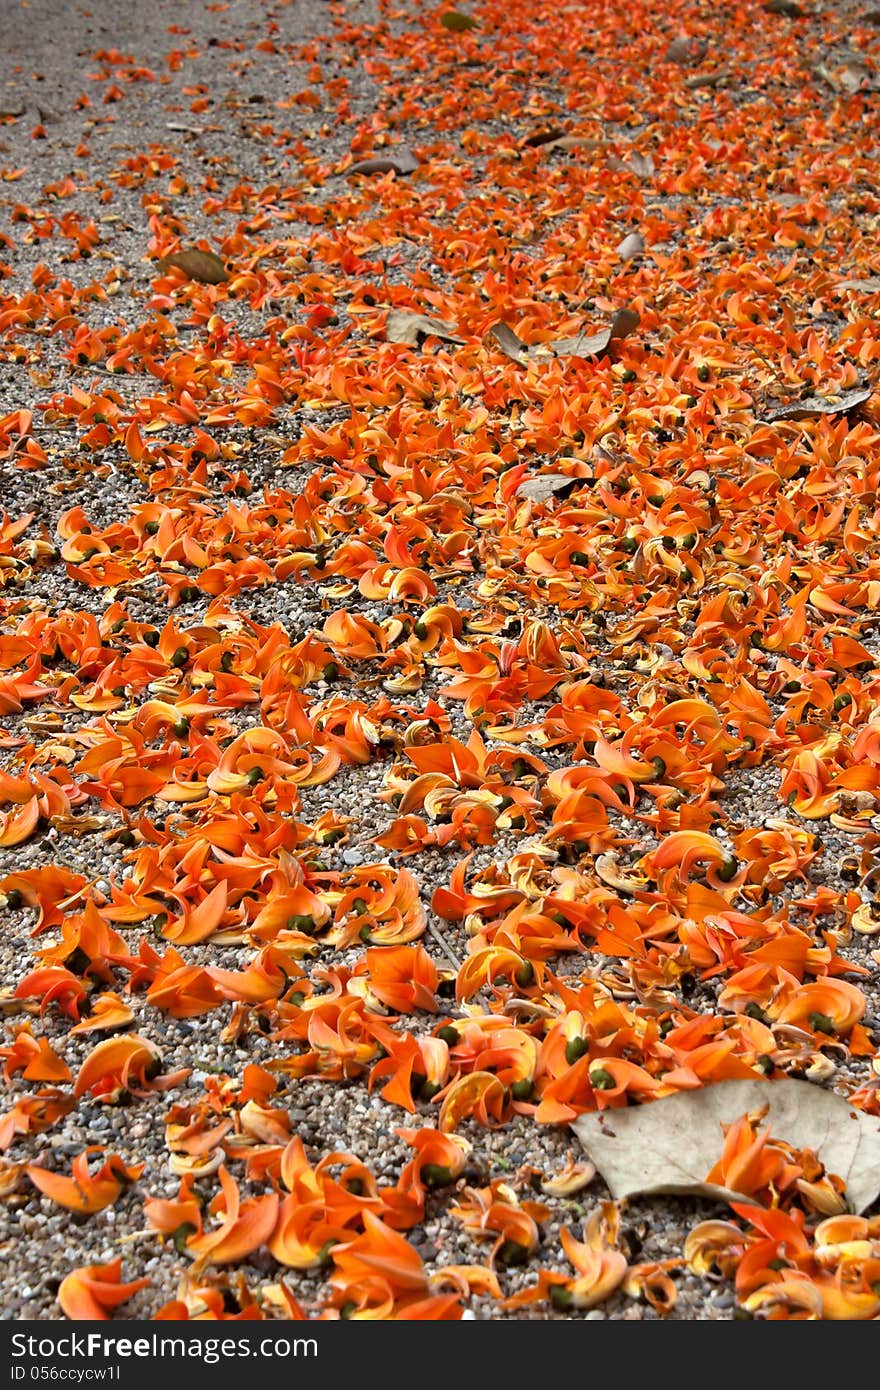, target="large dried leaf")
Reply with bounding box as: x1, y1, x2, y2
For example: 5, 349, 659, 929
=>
488, 322, 529, 362
550, 306, 640, 358
540, 135, 598, 156
685, 68, 731, 90
522, 127, 566, 148
440, 10, 479, 30
385, 310, 462, 348
573, 1080, 880, 1213
628, 151, 655, 178
664, 38, 691, 63
609, 150, 655, 178
836, 277, 880, 292
490, 308, 639, 366
814, 59, 877, 93
516, 474, 582, 503
835, 60, 874, 93
664, 37, 707, 65
616, 231, 645, 262
158, 249, 229, 285
764, 385, 871, 421
344, 147, 419, 177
